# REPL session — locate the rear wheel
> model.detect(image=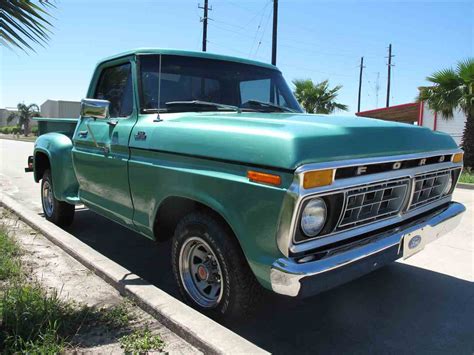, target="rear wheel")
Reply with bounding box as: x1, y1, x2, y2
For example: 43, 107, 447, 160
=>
171, 212, 262, 318
41, 169, 75, 227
